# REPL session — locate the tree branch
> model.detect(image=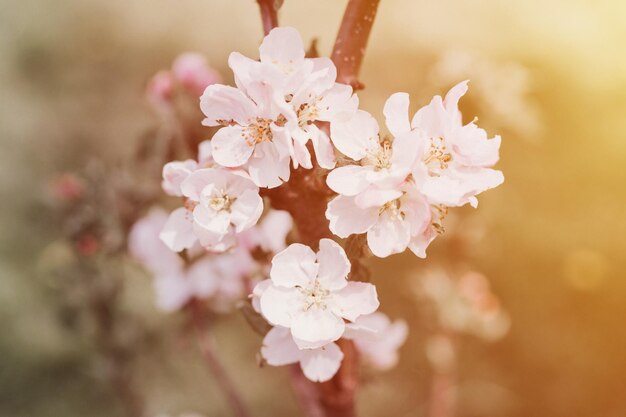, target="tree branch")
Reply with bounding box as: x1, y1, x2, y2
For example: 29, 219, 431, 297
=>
257, 0, 280, 36
190, 303, 252, 417
331, 0, 381, 90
